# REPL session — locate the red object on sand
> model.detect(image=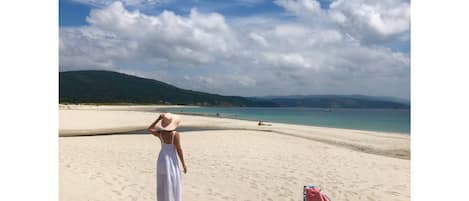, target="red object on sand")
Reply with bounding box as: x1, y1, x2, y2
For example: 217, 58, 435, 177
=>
304, 185, 331, 201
